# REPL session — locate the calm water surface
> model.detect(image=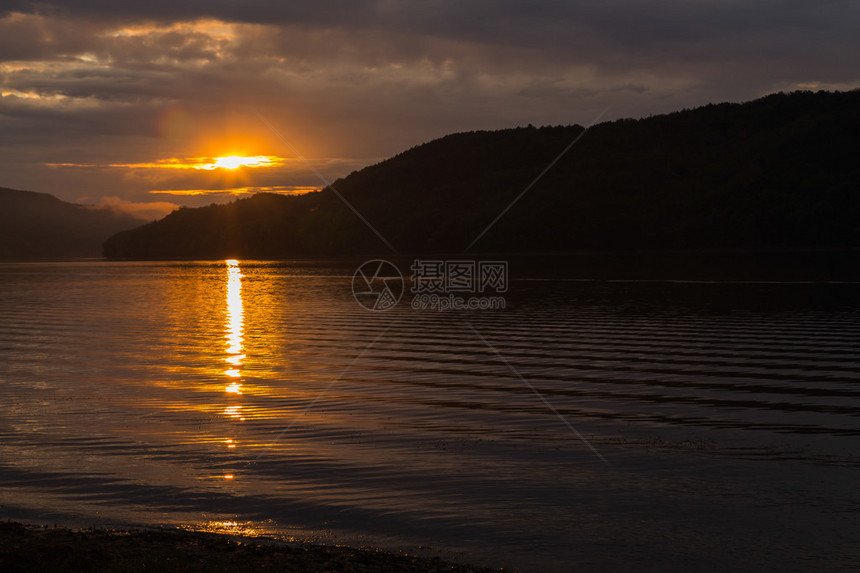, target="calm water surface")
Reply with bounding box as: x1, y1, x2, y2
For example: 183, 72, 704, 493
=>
0, 260, 858, 571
